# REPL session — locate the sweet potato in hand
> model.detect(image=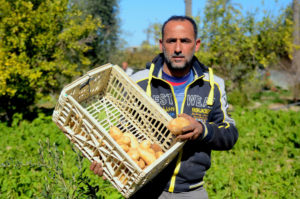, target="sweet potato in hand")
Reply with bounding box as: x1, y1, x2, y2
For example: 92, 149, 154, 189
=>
167, 117, 191, 135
